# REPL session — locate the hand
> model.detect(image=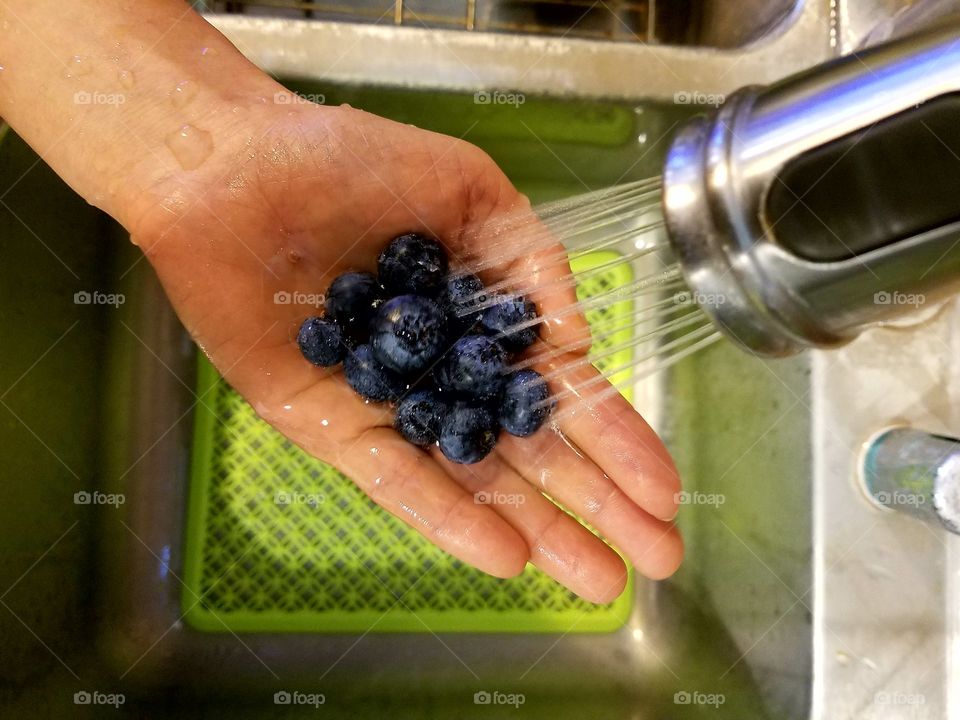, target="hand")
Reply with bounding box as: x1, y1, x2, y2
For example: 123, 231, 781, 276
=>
132, 100, 683, 603
0, 0, 682, 603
